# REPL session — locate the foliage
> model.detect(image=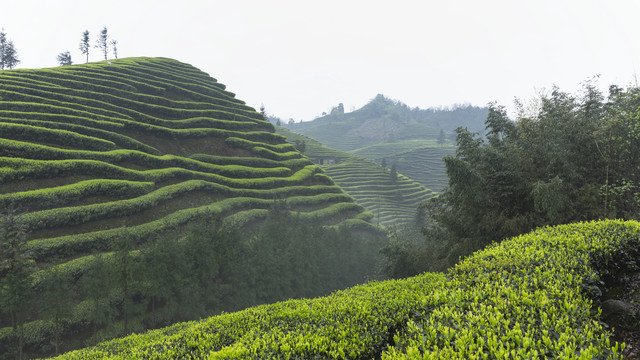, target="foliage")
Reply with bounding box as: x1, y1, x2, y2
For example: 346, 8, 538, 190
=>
95, 26, 109, 60
0, 210, 34, 359
14, 207, 383, 358
379, 223, 449, 278
79, 30, 90, 63
0, 29, 20, 70
417, 83, 640, 267
56, 51, 72, 66
52, 220, 639, 359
